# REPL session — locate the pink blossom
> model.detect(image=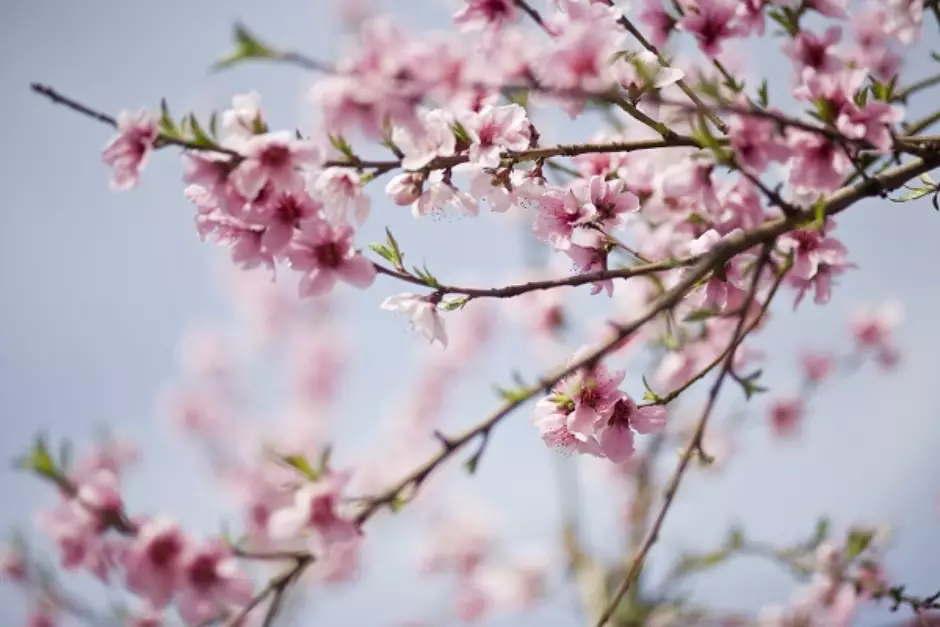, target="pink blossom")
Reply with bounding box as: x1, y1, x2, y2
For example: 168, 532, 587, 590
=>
454, 0, 518, 30
849, 301, 903, 366
0, 544, 27, 581
385, 172, 424, 206
285, 217, 376, 297
539, 23, 623, 94
566, 242, 613, 296
314, 167, 371, 226
596, 396, 667, 463
127, 605, 165, 627
729, 114, 791, 173
638, 0, 677, 48
37, 501, 116, 581
123, 518, 187, 608
575, 175, 639, 230
232, 131, 321, 199
268, 472, 361, 554
678, 0, 743, 59
381, 293, 448, 347
782, 27, 843, 75
836, 100, 904, 153
242, 184, 322, 256
101, 108, 158, 191
804, 0, 848, 18
27, 606, 58, 627
177, 541, 253, 626
735, 0, 768, 35
769, 396, 804, 438
419, 510, 493, 575
778, 227, 854, 306
393, 108, 457, 171
533, 188, 594, 250
787, 129, 850, 192
220, 91, 266, 140
800, 351, 835, 384
462, 104, 531, 168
